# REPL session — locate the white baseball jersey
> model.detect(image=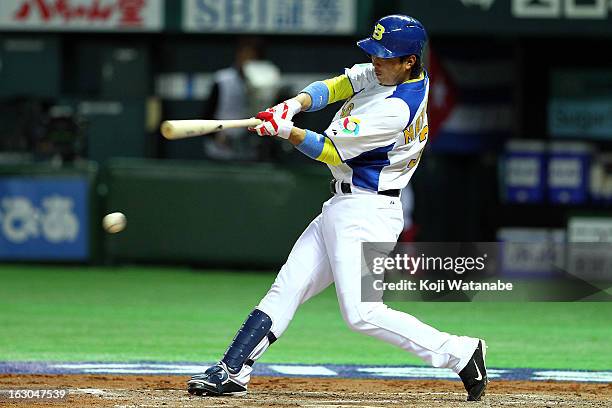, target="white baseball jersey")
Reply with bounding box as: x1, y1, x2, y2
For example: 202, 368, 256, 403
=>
324, 63, 429, 192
